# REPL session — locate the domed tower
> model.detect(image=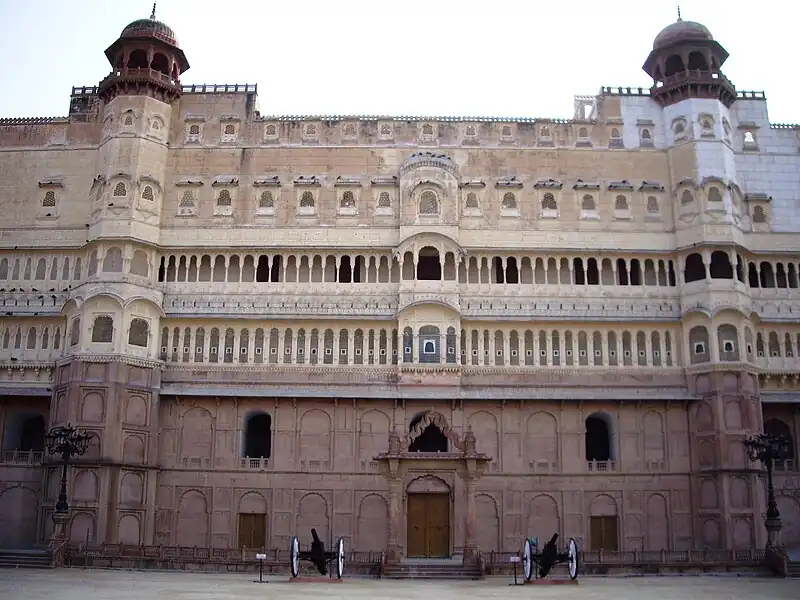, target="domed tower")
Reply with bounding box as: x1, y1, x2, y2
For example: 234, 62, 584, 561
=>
98, 4, 189, 103
646, 15, 765, 551
643, 14, 736, 108
49, 6, 183, 546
